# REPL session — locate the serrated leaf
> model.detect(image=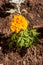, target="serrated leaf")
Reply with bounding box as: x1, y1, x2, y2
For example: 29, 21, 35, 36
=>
30, 29, 39, 36
25, 42, 29, 47
23, 31, 28, 37
11, 33, 16, 40
9, 42, 13, 49
19, 31, 23, 37
17, 37, 22, 43
19, 39, 24, 47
